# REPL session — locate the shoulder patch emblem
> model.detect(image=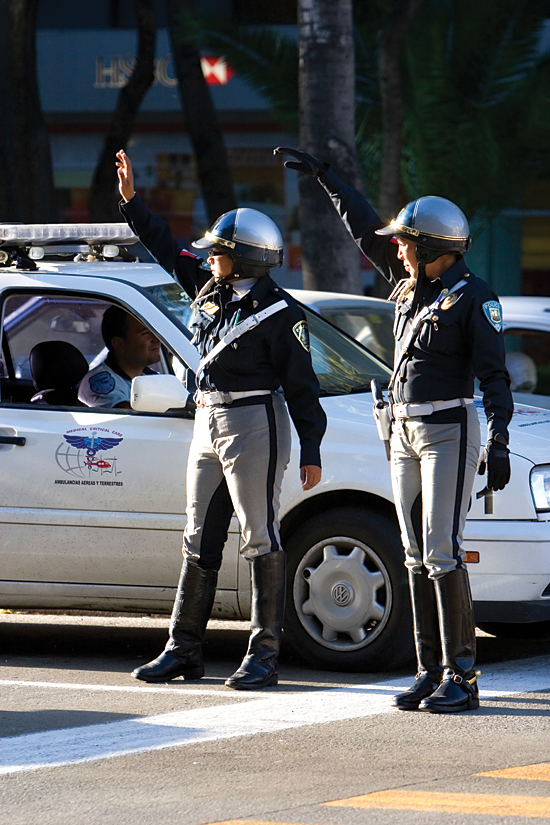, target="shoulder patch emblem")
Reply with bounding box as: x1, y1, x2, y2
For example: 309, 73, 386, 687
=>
481, 300, 503, 333
293, 320, 310, 352
89, 371, 116, 395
